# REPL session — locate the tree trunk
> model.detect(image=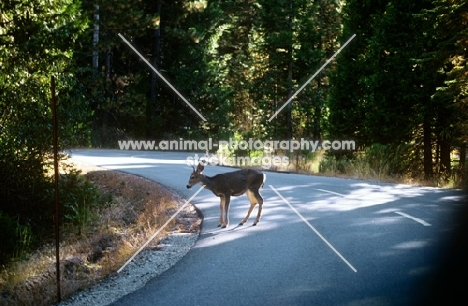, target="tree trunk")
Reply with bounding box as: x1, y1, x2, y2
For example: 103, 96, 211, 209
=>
286, 60, 293, 140
100, 47, 115, 130
147, 1, 161, 137
439, 137, 451, 179
150, 1, 161, 112
286, 0, 293, 141
423, 118, 433, 180
460, 145, 466, 170
92, 5, 99, 79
